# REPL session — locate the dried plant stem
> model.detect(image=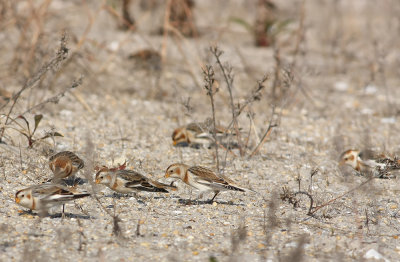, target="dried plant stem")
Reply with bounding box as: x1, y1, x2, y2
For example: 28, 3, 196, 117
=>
0, 33, 69, 141
210, 46, 244, 156
291, 0, 306, 69
294, 191, 314, 215
309, 177, 374, 215
21, 76, 84, 115
104, 3, 135, 31
271, 47, 281, 100
224, 74, 269, 140
202, 65, 219, 172
169, 31, 202, 88
249, 106, 277, 158
161, 0, 172, 63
